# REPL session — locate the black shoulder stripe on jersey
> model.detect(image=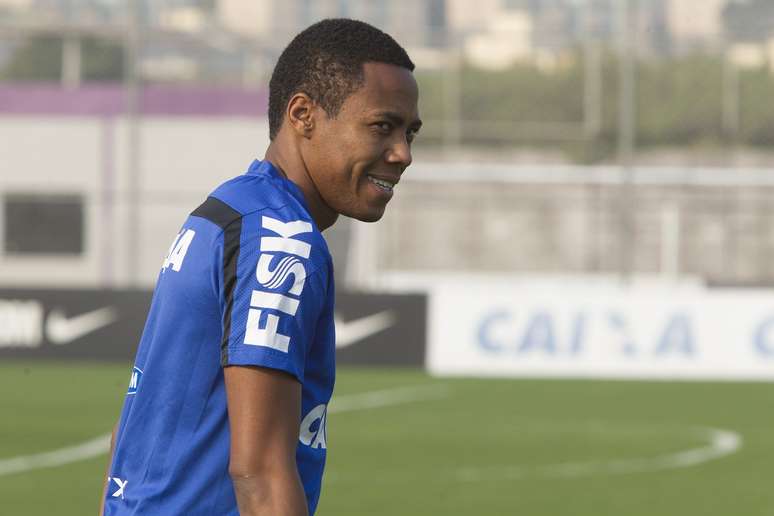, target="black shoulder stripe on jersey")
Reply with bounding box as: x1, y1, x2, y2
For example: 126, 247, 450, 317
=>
220, 216, 242, 365
190, 197, 241, 230
190, 197, 242, 365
